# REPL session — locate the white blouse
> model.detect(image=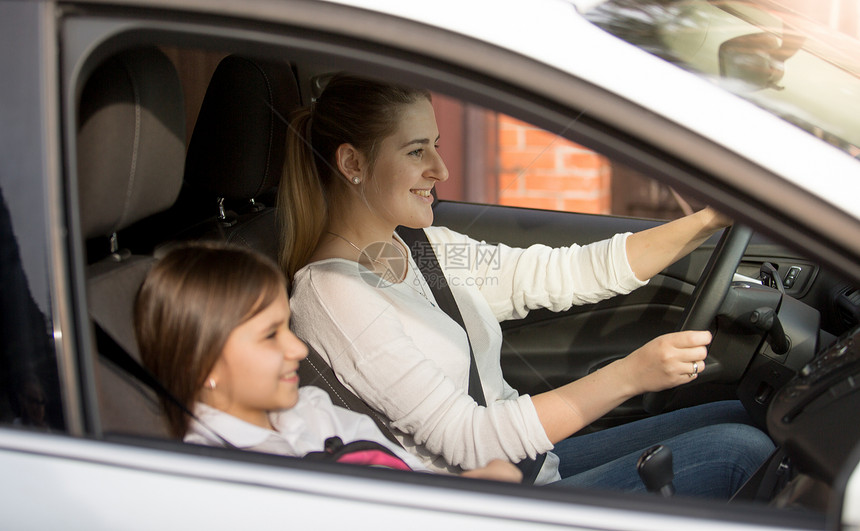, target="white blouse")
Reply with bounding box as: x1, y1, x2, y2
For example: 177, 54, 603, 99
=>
290, 226, 646, 484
